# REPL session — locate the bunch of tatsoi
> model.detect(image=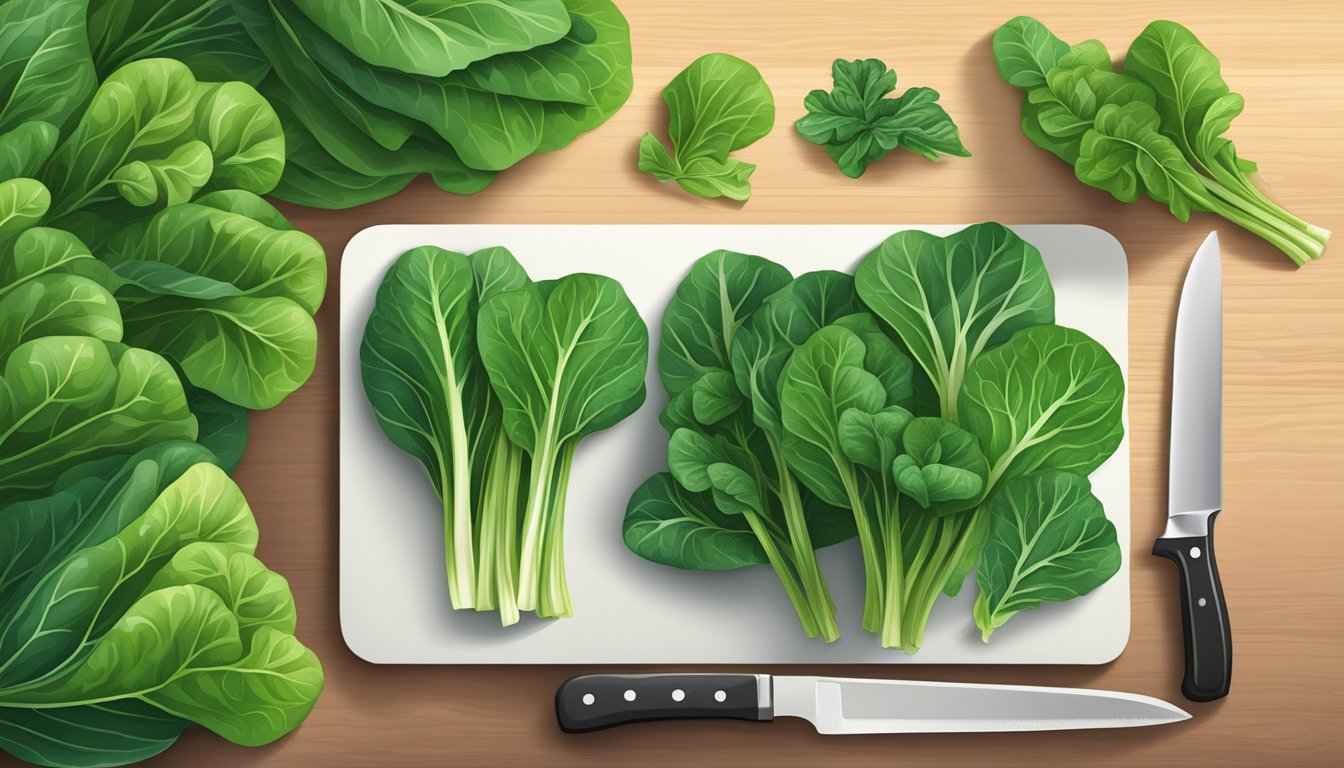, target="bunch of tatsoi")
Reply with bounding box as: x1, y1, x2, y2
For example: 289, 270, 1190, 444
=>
993, 17, 1329, 266
360, 247, 648, 624
625, 224, 1126, 652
